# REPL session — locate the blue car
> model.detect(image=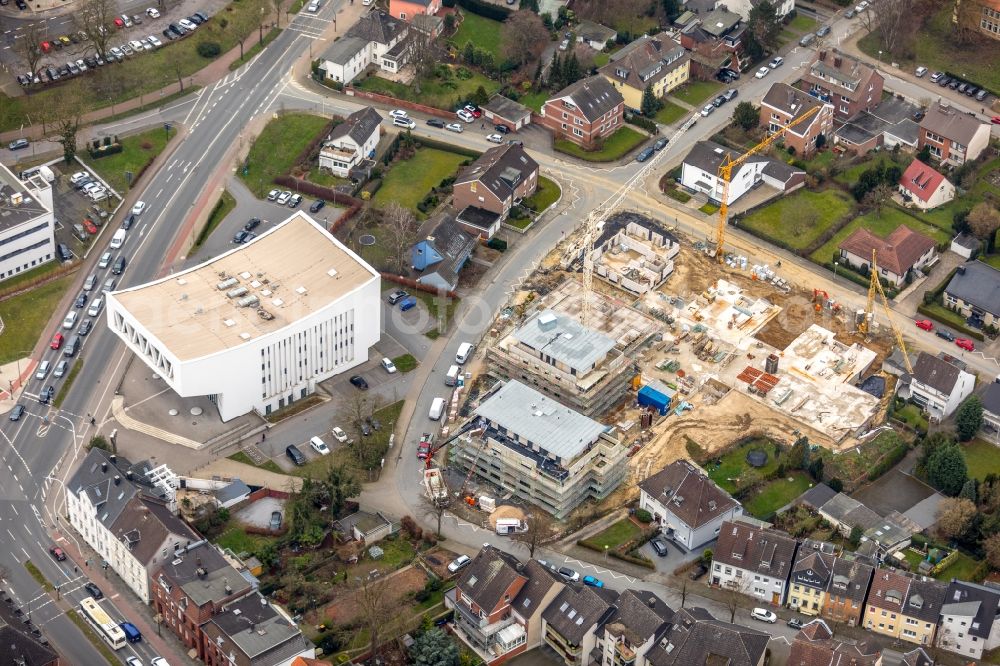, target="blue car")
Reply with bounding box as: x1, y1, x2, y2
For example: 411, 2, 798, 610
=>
635, 147, 655, 162
399, 296, 417, 312
582, 575, 604, 588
